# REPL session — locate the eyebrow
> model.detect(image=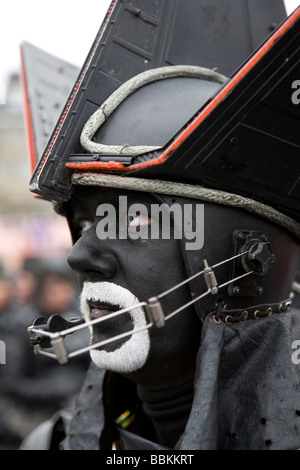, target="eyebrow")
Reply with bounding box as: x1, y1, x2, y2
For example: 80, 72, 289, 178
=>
71, 192, 122, 223
72, 189, 154, 225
